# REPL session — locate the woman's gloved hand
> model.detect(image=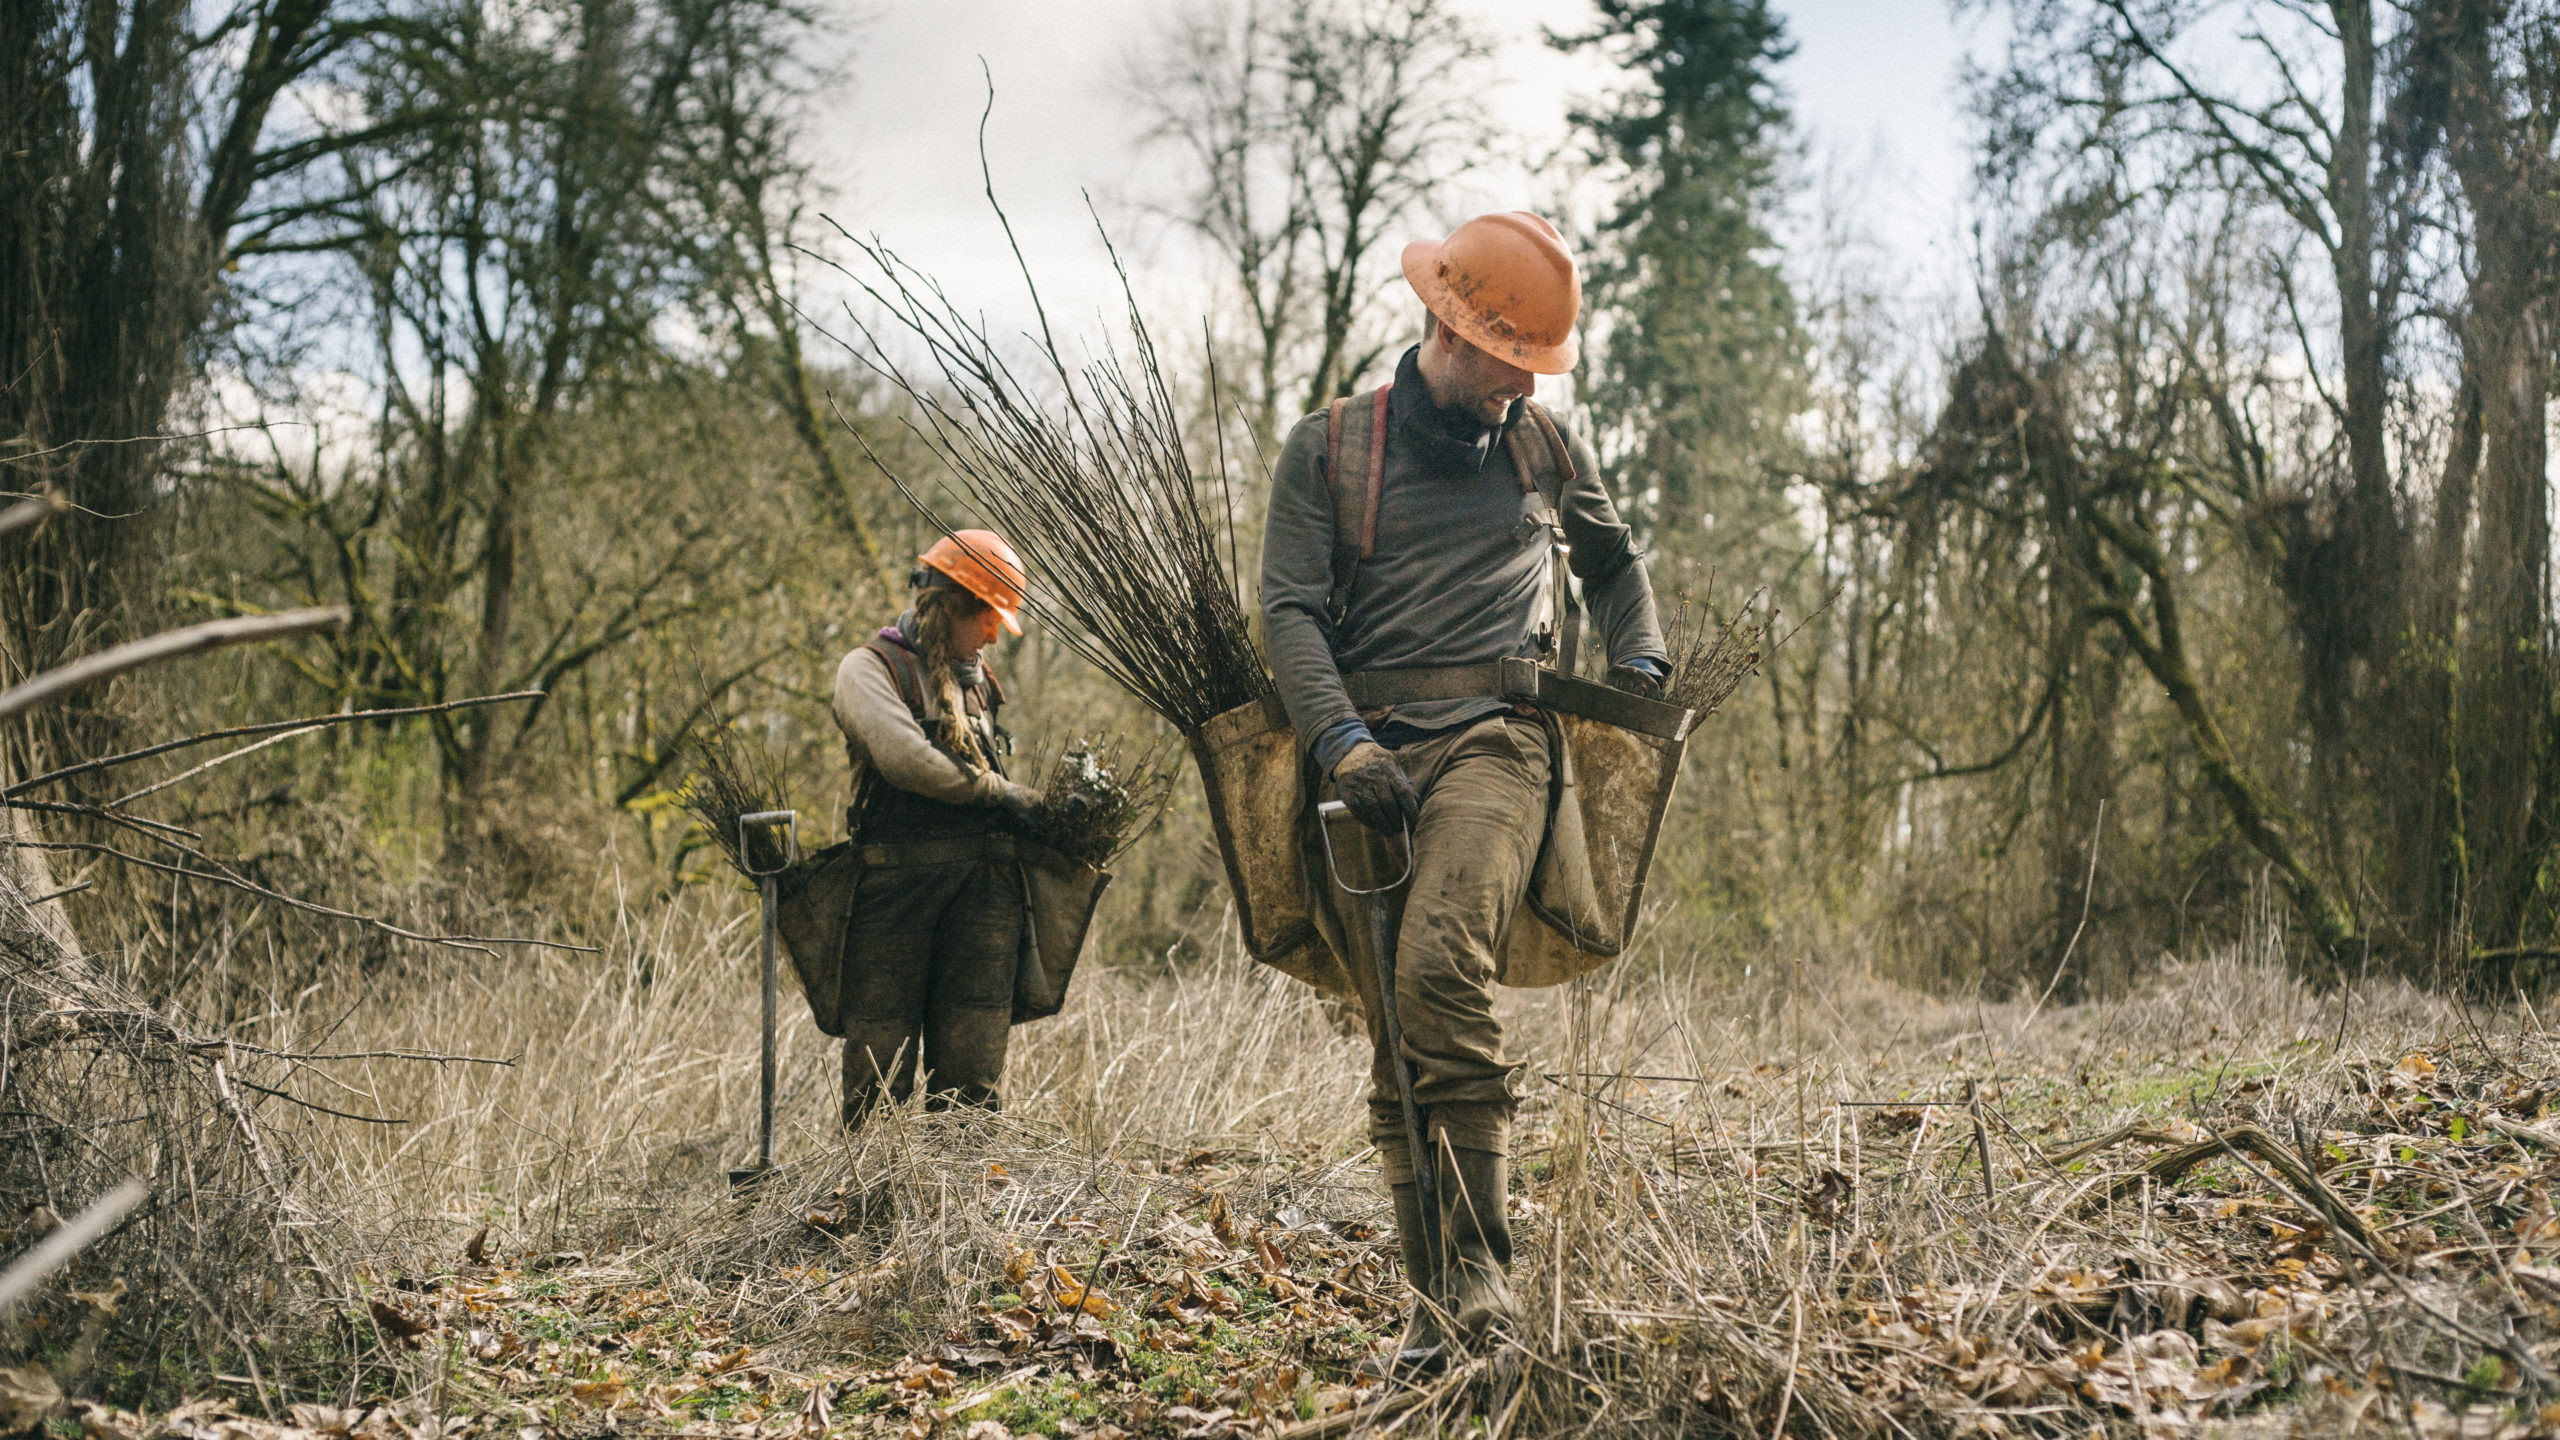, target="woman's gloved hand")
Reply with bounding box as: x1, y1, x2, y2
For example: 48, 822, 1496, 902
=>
992, 779, 1047, 835
1332, 741, 1420, 836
